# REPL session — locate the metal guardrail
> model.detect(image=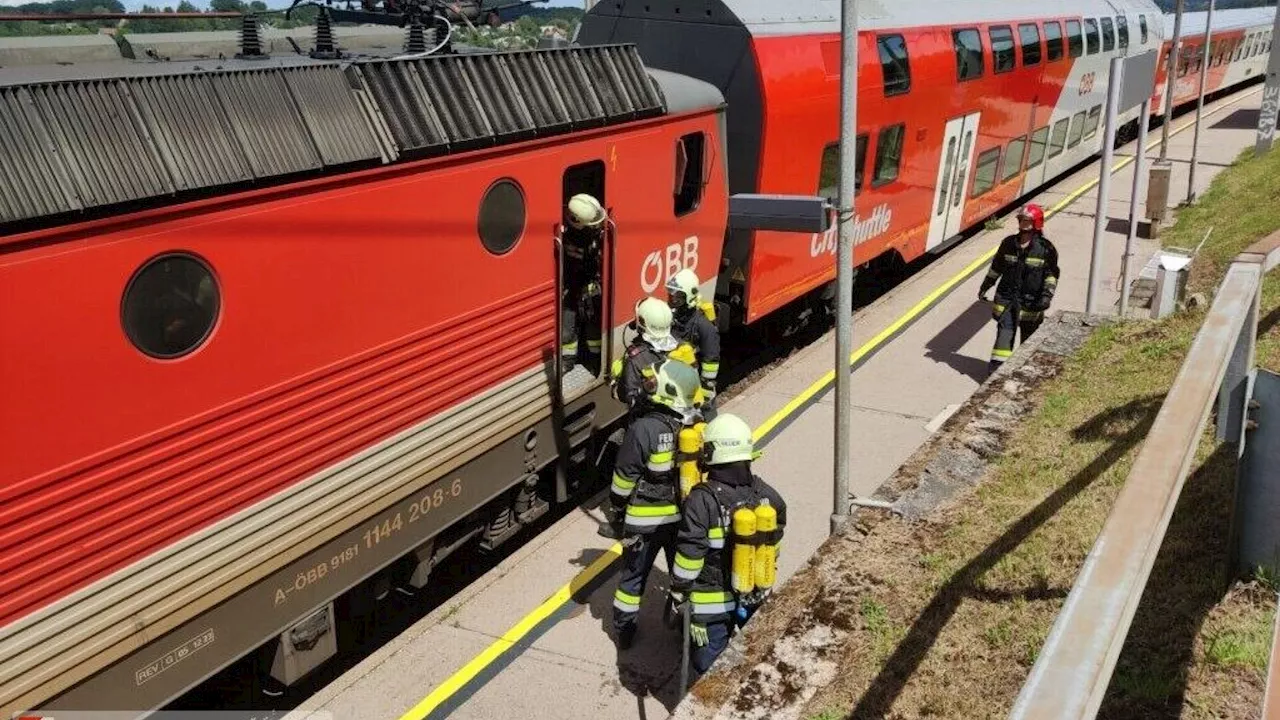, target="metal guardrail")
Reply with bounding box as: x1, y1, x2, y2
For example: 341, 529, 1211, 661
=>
1008, 230, 1280, 720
